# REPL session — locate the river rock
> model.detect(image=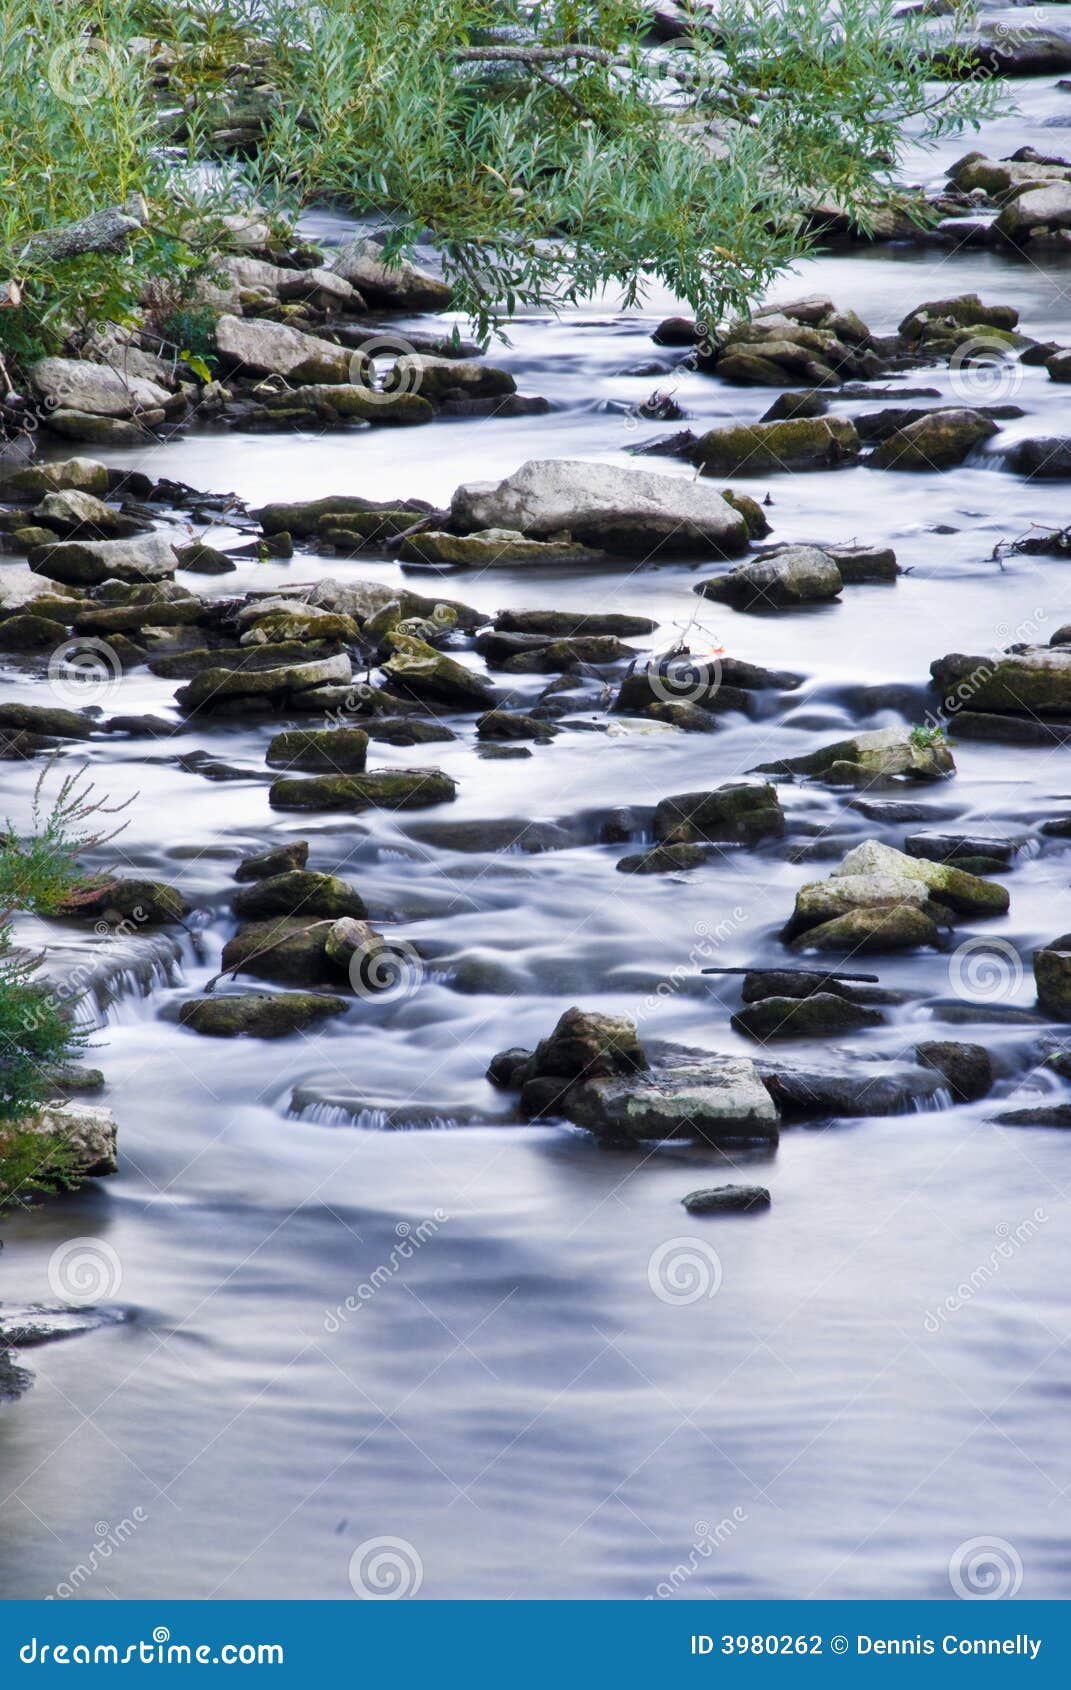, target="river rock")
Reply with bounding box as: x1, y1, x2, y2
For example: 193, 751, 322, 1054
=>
269, 768, 458, 812
221, 918, 334, 986
681, 1185, 771, 1214
234, 841, 309, 881
565, 1059, 779, 1144
898, 293, 1020, 340
214, 313, 351, 382
67, 876, 190, 926
450, 459, 749, 557
383, 631, 495, 708
995, 180, 1071, 242
793, 839, 1008, 937
330, 239, 454, 310
495, 609, 657, 638
758, 1058, 946, 1116
266, 727, 368, 773
731, 993, 884, 1041
176, 651, 352, 713
653, 781, 785, 846
14, 1102, 118, 1181
696, 545, 842, 610
934, 25, 1071, 78
30, 357, 173, 418
178, 992, 349, 1038
756, 726, 955, 786
476, 709, 558, 743
791, 906, 942, 952
0, 457, 108, 498
0, 613, 66, 651
932, 645, 1071, 715
690, 417, 860, 477
1004, 437, 1071, 478
28, 532, 178, 587
399, 529, 611, 567
868, 409, 998, 470
0, 702, 94, 739
388, 355, 515, 402
232, 870, 366, 920
31, 489, 136, 538
616, 843, 711, 874
253, 495, 433, 539
990, 1103, 1071, 1128
914, 1040, 993, 1101
1034, 935, 1071, 1017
